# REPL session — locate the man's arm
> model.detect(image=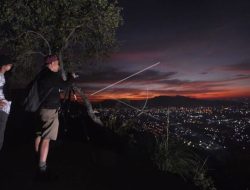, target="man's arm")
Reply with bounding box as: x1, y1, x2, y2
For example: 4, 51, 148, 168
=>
0, 99, 6, 109
57, 72, 78, 89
